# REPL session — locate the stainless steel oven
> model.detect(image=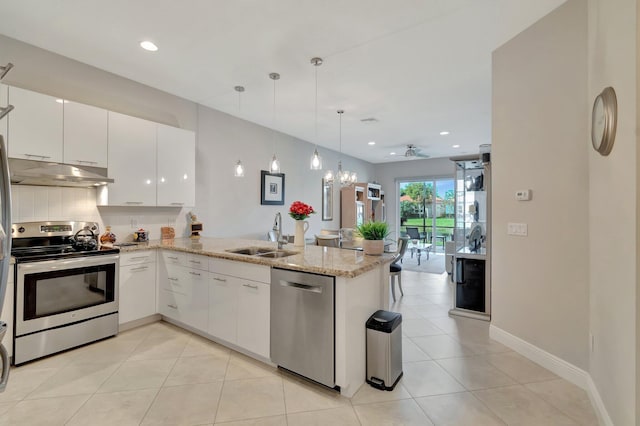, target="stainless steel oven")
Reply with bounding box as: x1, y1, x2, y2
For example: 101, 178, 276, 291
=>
12, 221, 119, 365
